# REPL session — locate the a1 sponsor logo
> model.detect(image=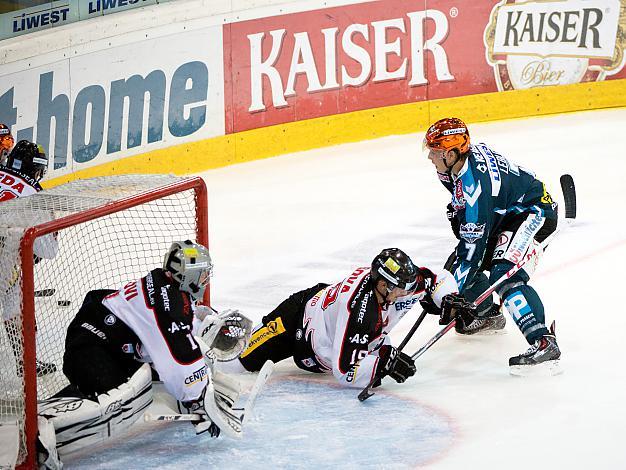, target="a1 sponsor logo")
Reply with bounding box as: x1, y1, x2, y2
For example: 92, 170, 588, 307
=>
484, 0, 626, 90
